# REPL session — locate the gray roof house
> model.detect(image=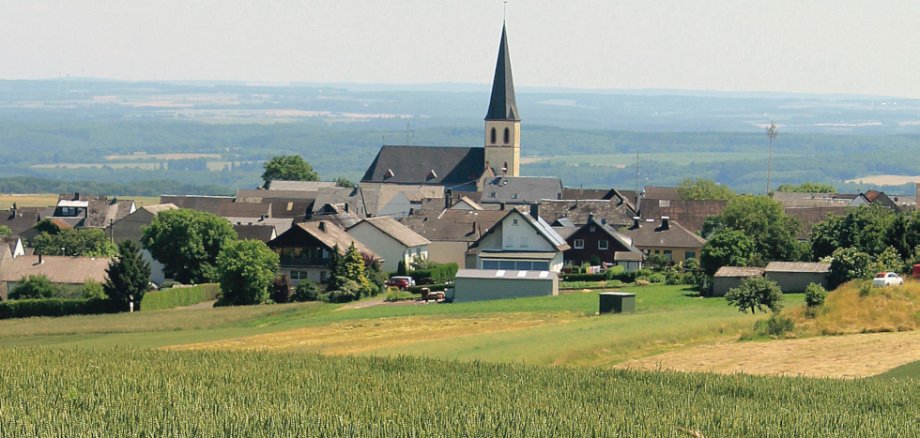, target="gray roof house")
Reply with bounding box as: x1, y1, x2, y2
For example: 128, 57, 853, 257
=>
347, 216, 431, 273
467, 207, 570, 272
477, 176, 563, 205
